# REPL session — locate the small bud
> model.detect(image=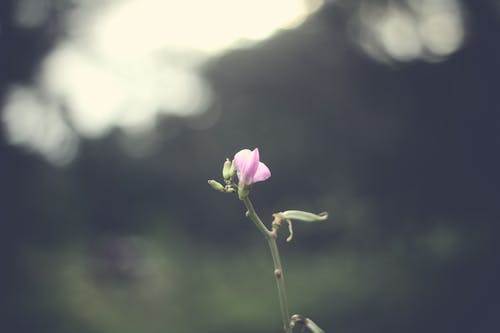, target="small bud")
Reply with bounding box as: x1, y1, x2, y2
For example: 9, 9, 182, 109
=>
229, 161, 236, 178
208, 180, 225, 192
280, 210, 328, 223
225, 186, 235, 193
222, 159, 233, 180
